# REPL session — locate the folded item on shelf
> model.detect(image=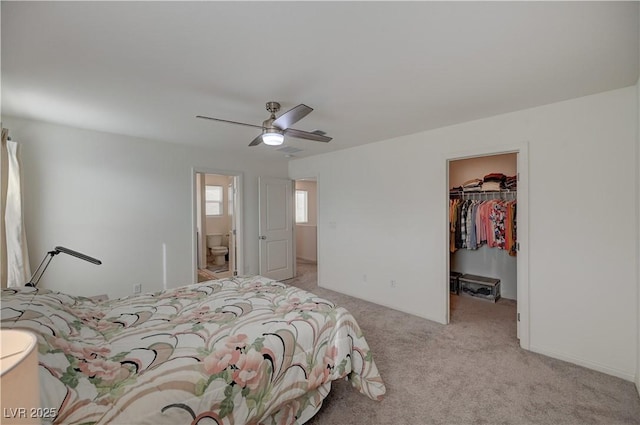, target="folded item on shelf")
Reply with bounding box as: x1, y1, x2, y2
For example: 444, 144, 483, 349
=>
483, 173, 506, 182
481, 181, 501, 191
504, 175, 517, 190
462, 178, 483, 187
